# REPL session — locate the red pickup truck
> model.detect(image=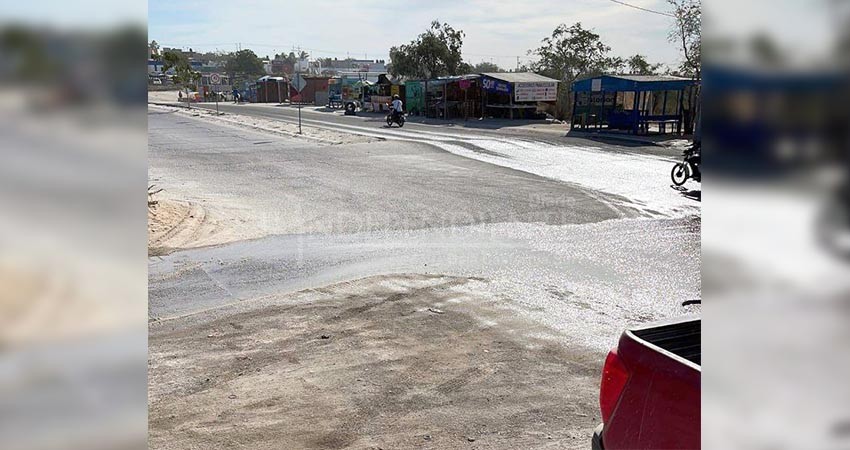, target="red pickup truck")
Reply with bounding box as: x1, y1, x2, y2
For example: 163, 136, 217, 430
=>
592, 316, 701, 450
